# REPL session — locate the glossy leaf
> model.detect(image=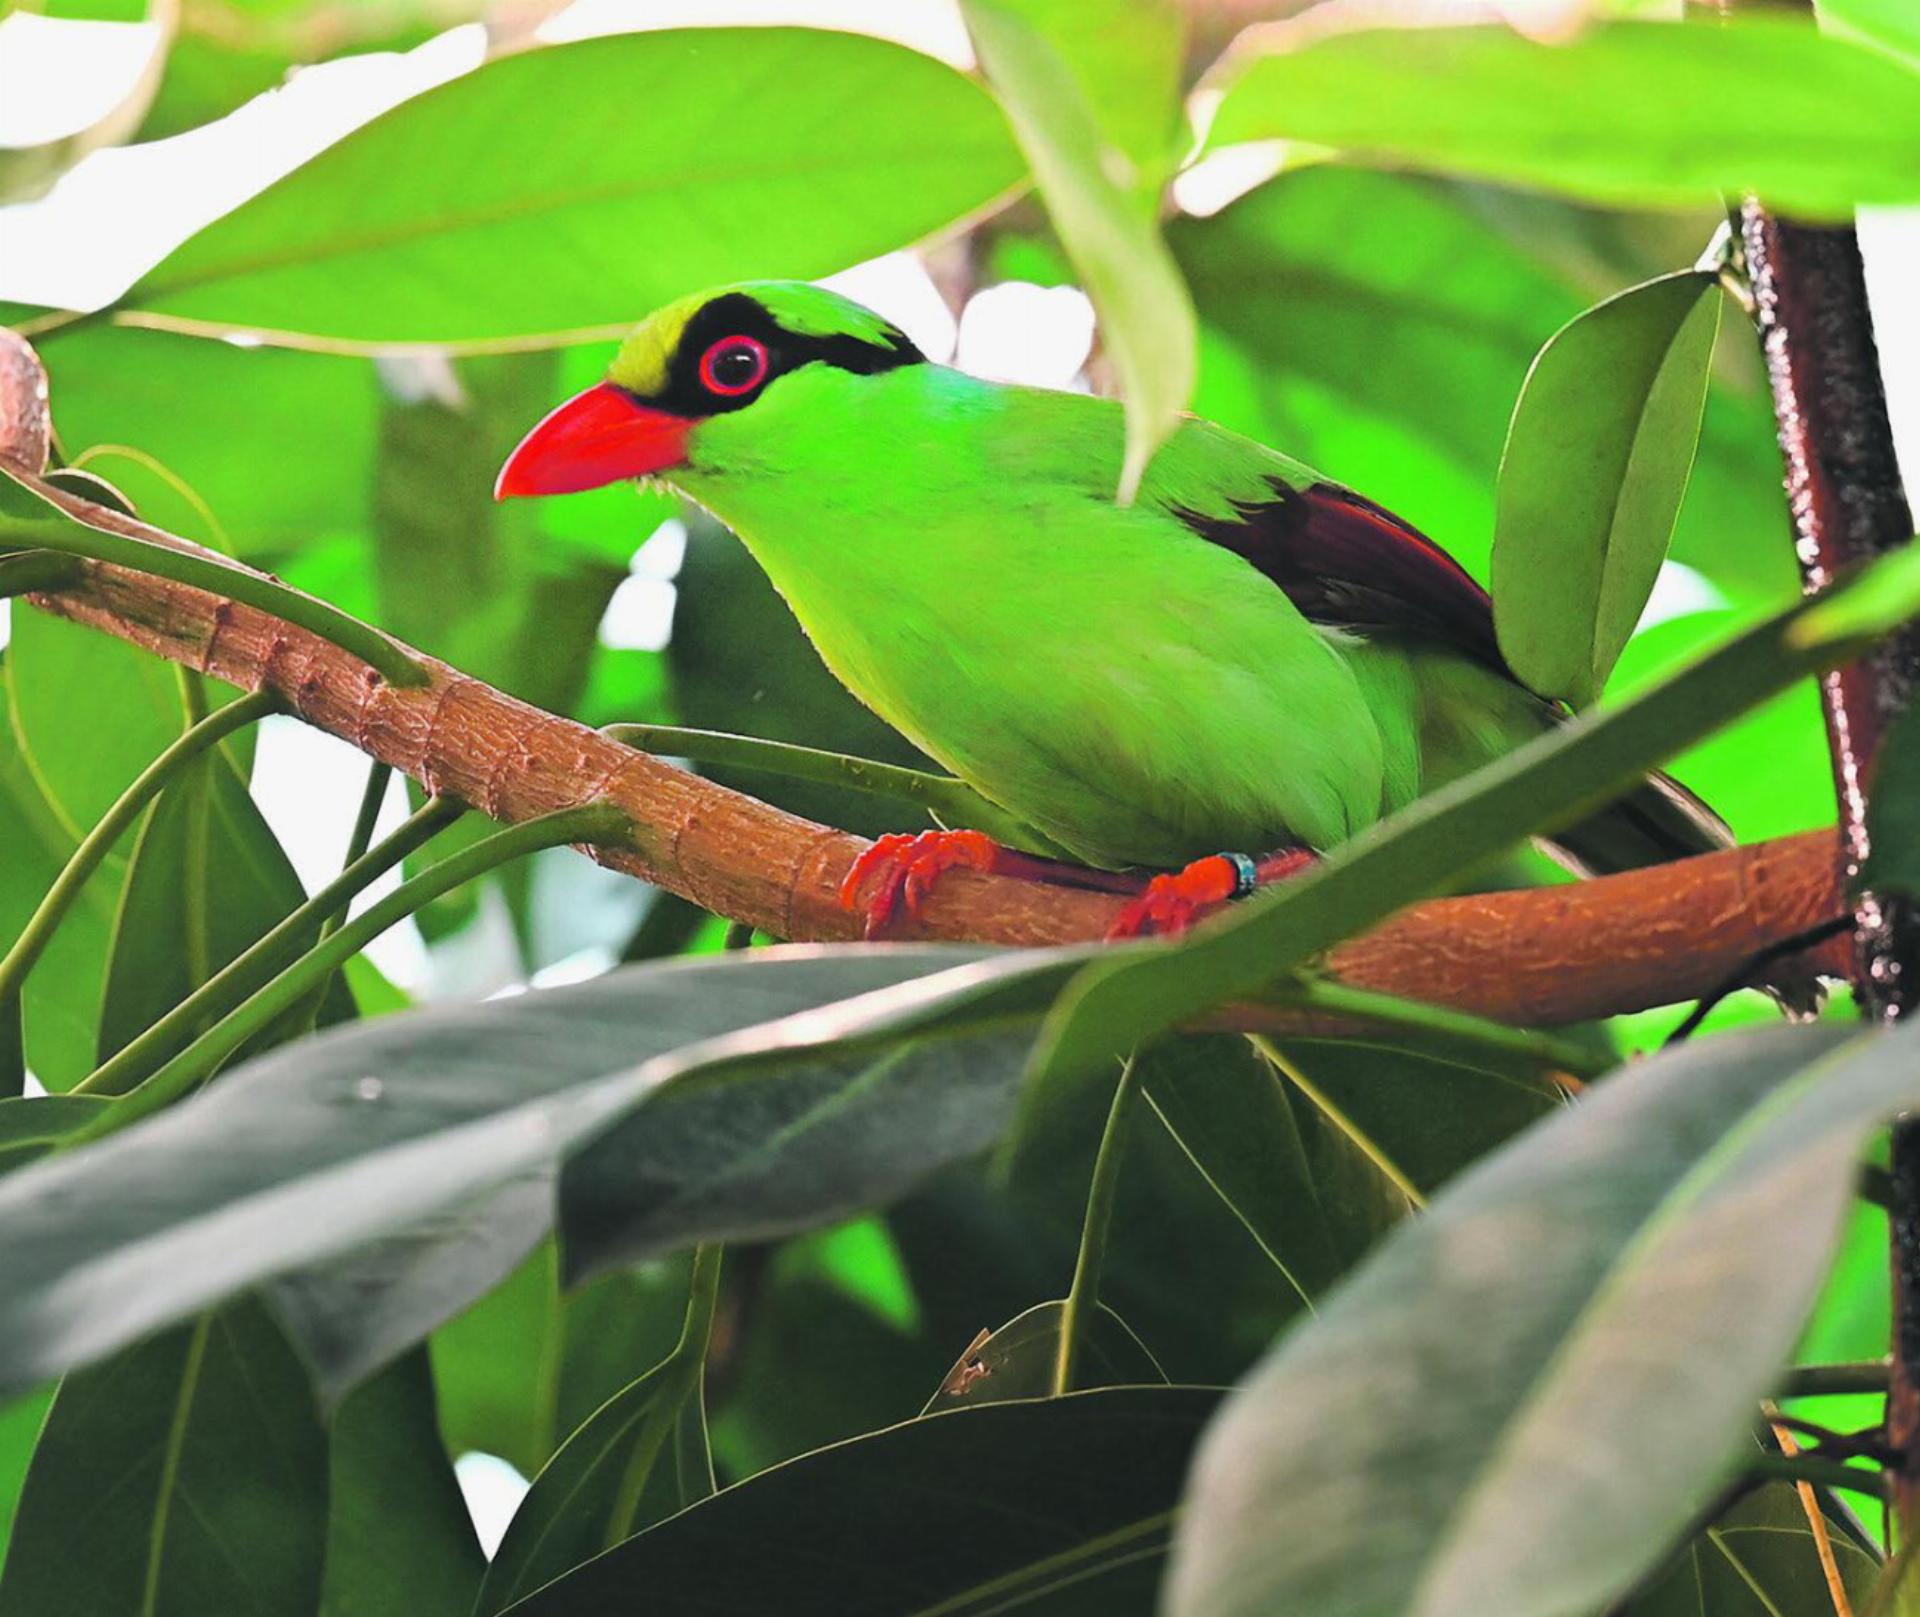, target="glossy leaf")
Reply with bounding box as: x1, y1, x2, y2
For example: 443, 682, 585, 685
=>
924, 1299, 1164, 1412
1202, 17, 1920, 219
1164, 1019, 1920, 1617
119, 29, 1025, 347
98, 749, 337, 1064
964, 0, 1196, 499
1493, 271, 1722, 706
1819, 0, 1920, 62
0, 946, 1081, 1395
476, 1351, 712, 1615
320, 1350, 484, 1617
1015, 539, 1920, 1106
0, 1299, 327, 1617
504, 1388, 1217, 1616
